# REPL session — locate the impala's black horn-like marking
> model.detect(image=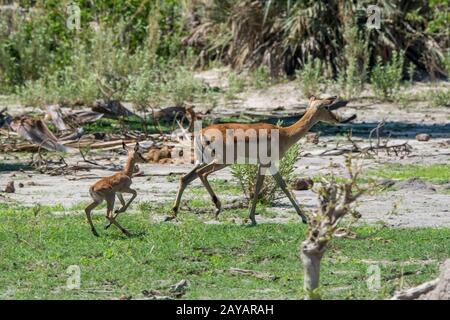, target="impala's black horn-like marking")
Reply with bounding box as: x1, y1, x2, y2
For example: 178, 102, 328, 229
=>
327, 99, 349, 111
134, 142, 140, 152
340, 114, 357, 124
